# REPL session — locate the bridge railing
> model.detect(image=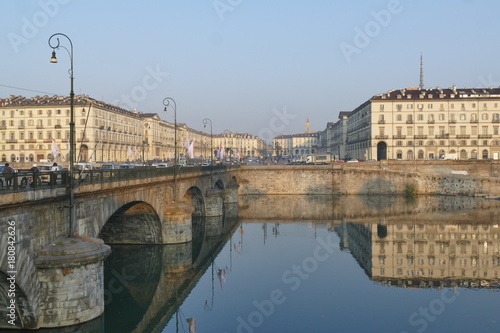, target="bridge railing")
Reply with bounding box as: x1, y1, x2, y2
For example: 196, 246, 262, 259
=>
0, 165, 238, 194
